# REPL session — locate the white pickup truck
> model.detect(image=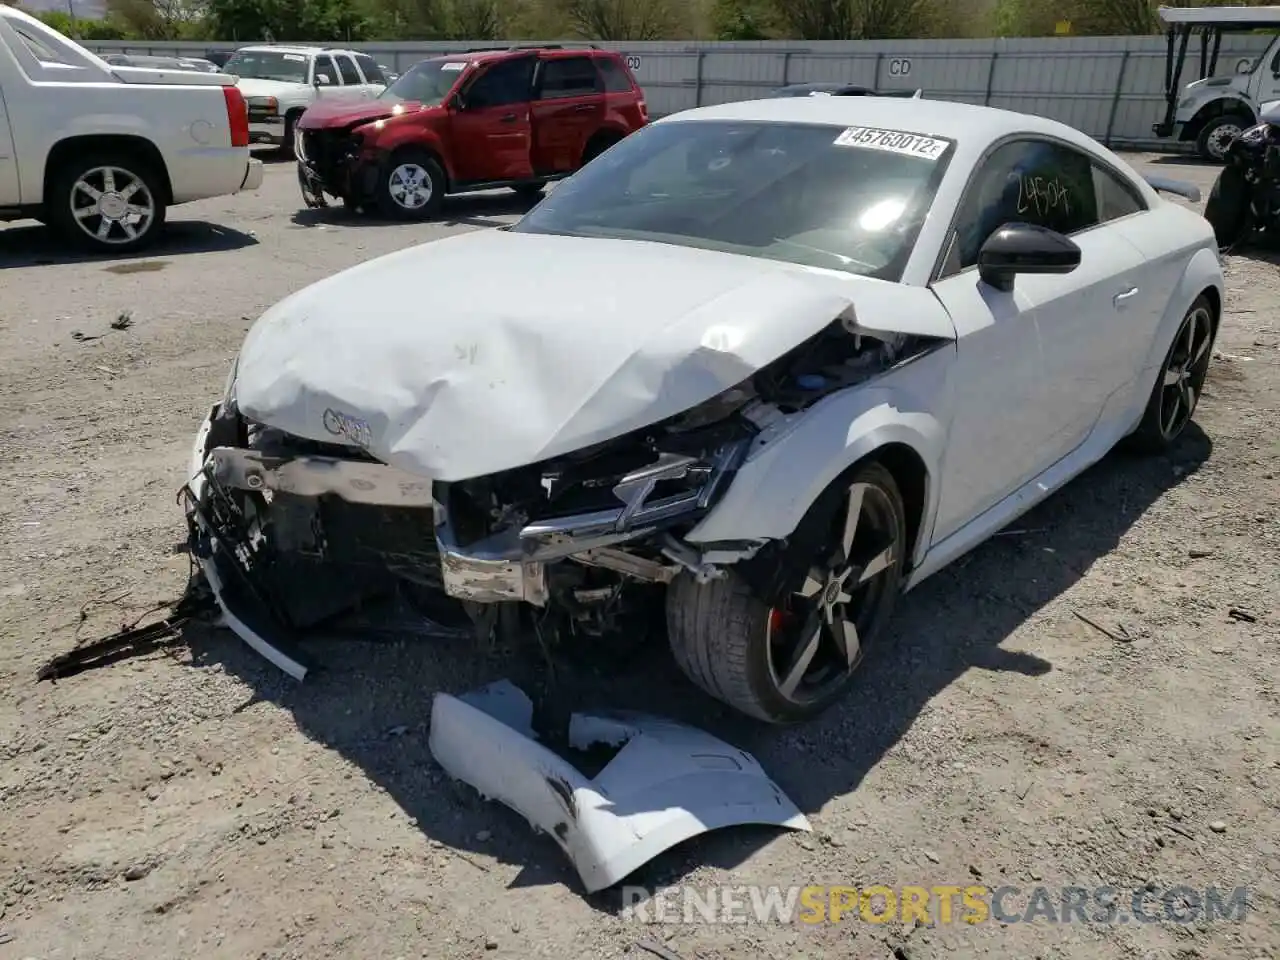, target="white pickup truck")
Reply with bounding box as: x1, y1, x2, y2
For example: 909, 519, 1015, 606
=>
222, 45, 388, 155
0, 5, 262, 252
